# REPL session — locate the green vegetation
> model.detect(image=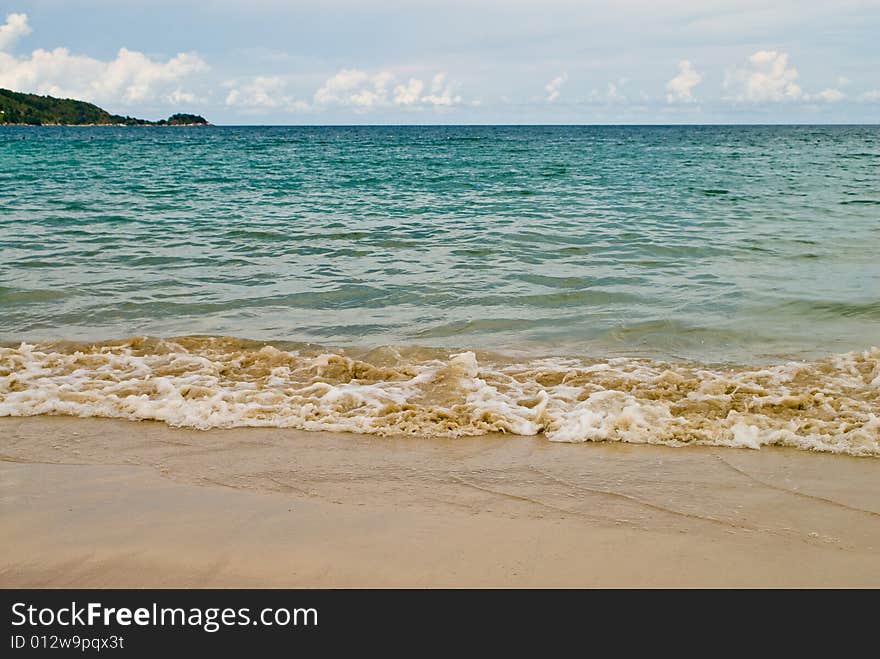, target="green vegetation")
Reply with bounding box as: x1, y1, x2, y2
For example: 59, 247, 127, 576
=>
159, 113, 210, 126
0, 88, 209, 126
